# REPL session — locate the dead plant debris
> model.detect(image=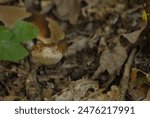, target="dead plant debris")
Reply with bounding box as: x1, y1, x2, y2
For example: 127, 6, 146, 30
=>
0, 0, 149, 101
